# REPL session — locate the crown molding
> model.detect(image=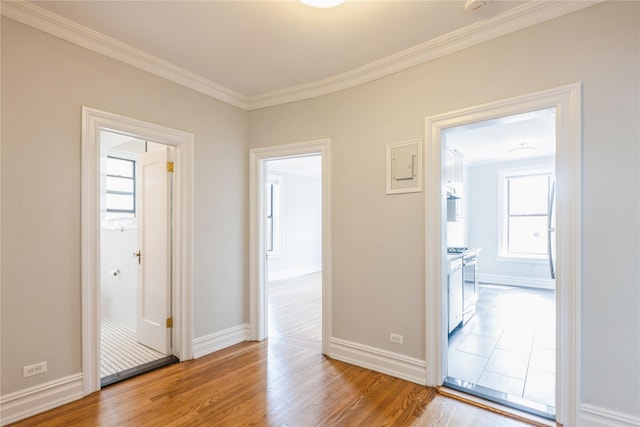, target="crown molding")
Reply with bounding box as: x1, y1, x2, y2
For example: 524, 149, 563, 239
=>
2, 1, 602, 111
246, 0, 602, 110
1, 1, 248, 109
